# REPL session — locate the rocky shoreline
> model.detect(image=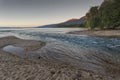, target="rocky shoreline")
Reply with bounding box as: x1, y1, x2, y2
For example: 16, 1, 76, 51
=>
68, 30, 120, 38
0, 36, 120, 80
